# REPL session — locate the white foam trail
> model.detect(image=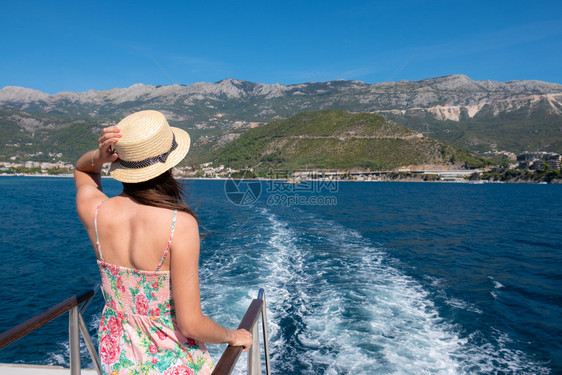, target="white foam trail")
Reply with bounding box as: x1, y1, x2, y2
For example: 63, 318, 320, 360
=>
251, 206, 550, 374
255, 208, 310, 370
298, 221, 463, 373
249, 207, 461, 373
